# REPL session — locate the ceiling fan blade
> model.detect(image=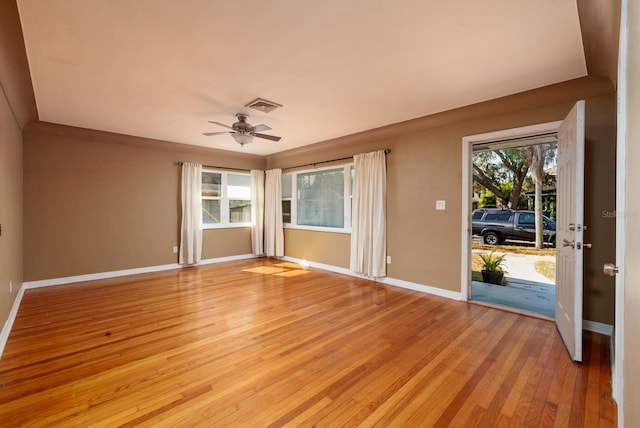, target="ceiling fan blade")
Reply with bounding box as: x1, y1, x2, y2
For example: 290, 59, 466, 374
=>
202, 131, 231, 136
254, 133, 281, 142
252, 124, 272, 132
208, 121, 234, 130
